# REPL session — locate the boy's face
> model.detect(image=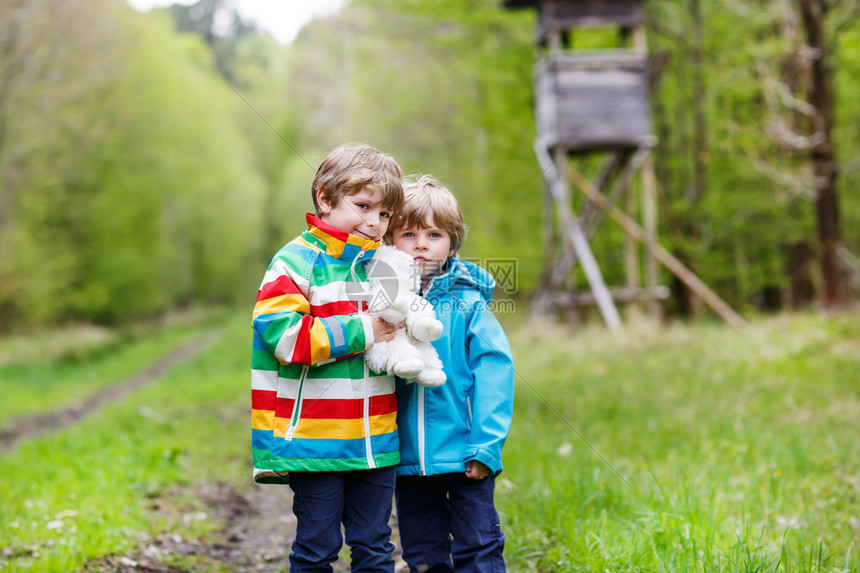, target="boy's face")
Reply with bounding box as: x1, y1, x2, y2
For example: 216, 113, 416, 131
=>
391, 216, 454, 282
317, 185, 391, 241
